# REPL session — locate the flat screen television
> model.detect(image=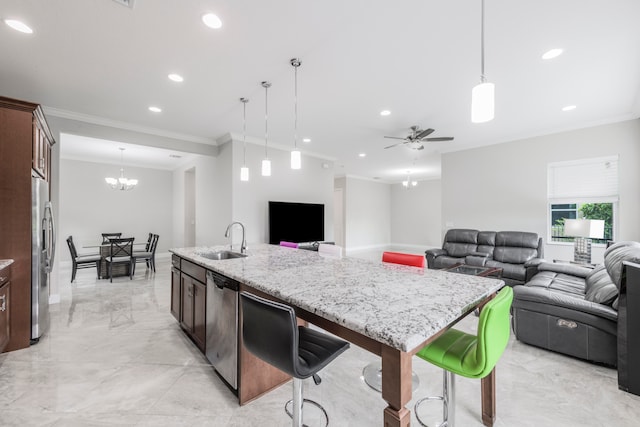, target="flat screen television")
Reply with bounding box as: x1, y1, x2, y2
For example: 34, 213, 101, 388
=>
268, 201, 325, 245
